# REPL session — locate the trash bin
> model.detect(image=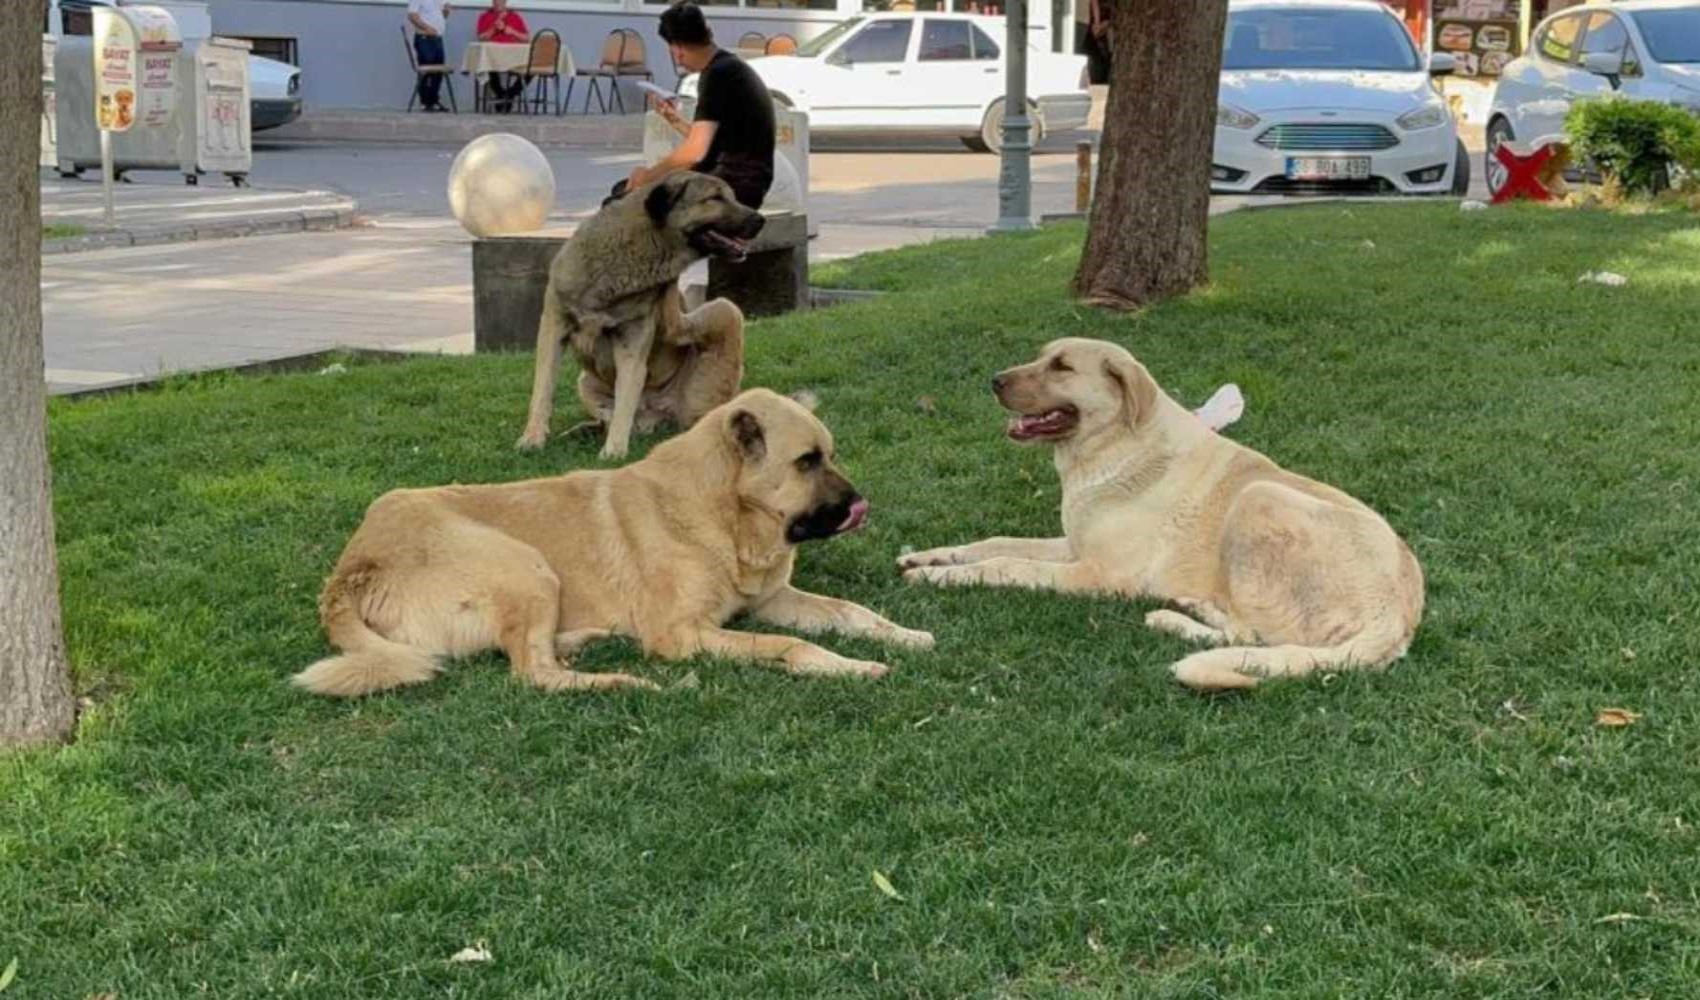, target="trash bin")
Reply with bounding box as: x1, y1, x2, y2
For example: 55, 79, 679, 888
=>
41, 34, 58, 168
54, 35, 252, 185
